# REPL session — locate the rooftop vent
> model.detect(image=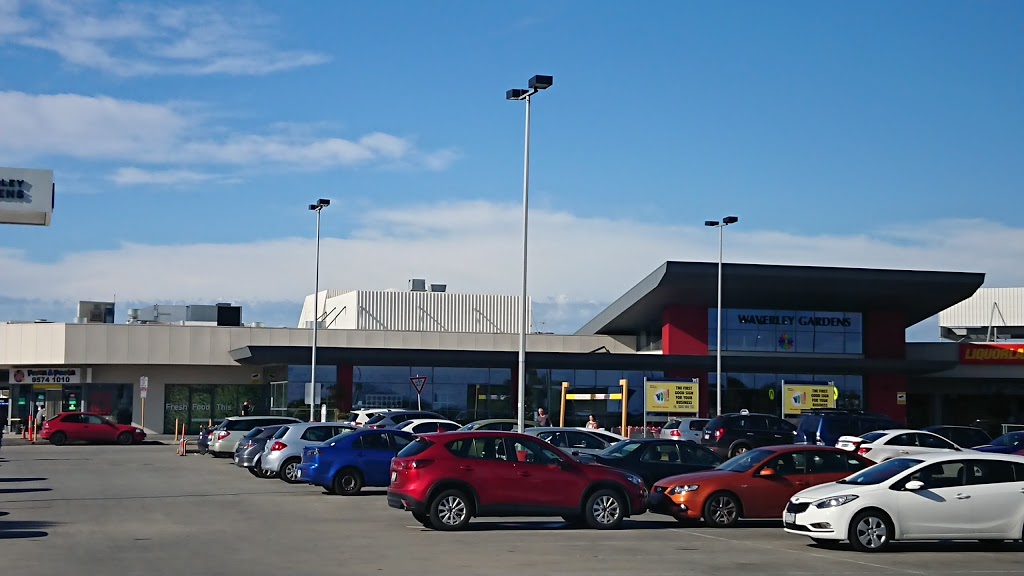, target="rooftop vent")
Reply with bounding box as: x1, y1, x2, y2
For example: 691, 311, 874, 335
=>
409, 278, 426, 292
429, 284, 447, 293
